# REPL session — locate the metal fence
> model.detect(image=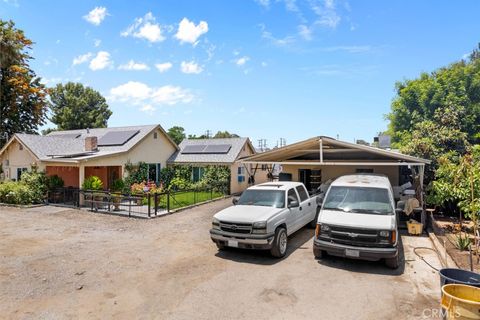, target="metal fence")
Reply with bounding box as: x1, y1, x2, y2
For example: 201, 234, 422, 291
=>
47, 187, 228, 218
